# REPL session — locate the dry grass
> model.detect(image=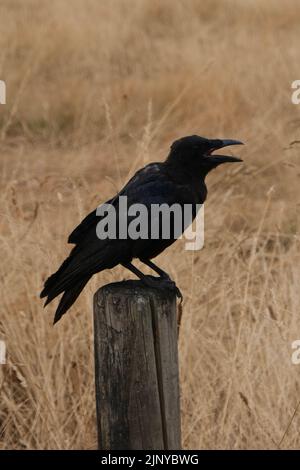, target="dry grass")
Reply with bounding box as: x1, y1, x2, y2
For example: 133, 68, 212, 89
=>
1, 0, 300, 449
